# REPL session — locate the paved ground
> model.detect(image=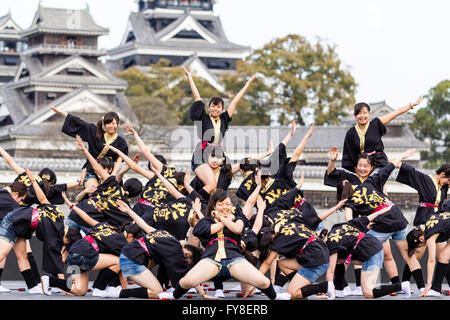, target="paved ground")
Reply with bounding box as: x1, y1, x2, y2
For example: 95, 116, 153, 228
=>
0, 280, 448, 300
